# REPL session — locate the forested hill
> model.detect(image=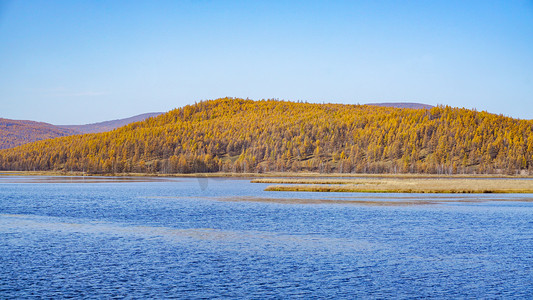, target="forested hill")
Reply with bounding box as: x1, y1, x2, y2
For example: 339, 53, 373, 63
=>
1, 98, 532, 175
